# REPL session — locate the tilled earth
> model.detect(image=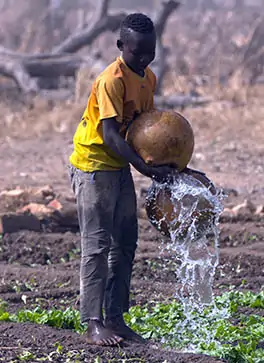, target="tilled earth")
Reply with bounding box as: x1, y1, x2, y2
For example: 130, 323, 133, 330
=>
0, 194, 263, 362
0, 89, 263, 362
